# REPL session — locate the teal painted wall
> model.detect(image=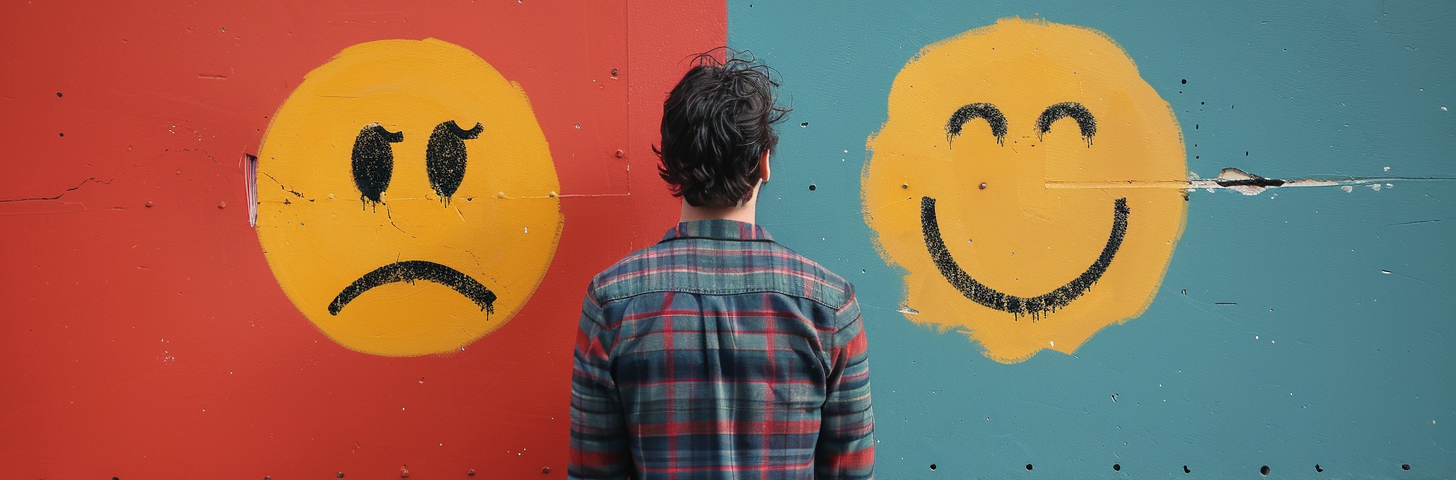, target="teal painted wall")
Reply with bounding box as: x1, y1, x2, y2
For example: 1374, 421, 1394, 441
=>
730, 2, 1454, 478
